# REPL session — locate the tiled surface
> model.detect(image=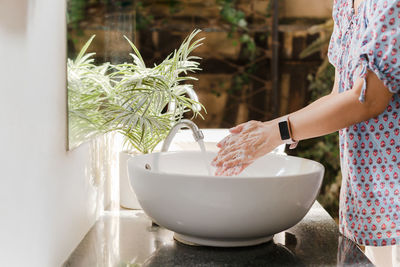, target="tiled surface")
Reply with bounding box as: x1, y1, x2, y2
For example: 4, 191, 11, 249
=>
64, 202, 372, 266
